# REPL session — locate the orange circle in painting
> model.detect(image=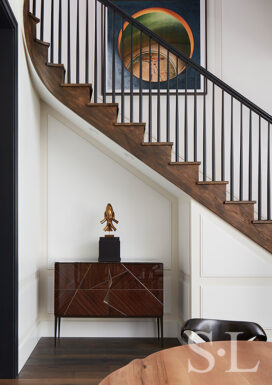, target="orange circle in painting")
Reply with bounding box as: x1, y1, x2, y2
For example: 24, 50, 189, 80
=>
117, 7, 194, 61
